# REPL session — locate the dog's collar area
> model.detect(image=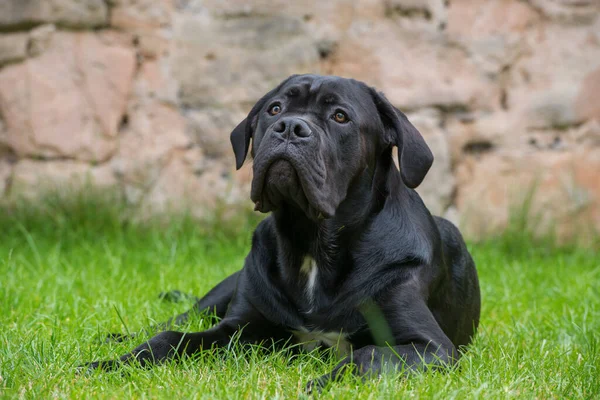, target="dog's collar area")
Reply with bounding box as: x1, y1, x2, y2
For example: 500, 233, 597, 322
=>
300, 256, 319, 309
